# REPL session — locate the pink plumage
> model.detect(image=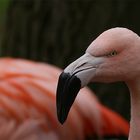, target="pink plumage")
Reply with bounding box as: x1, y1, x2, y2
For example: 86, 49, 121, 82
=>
0, 58, 129, 140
